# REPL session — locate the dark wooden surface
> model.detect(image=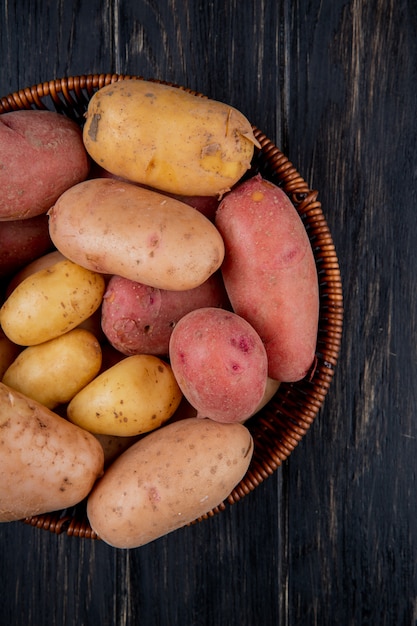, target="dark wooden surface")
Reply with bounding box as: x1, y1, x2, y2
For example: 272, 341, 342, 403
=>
1, 1, 416, 624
